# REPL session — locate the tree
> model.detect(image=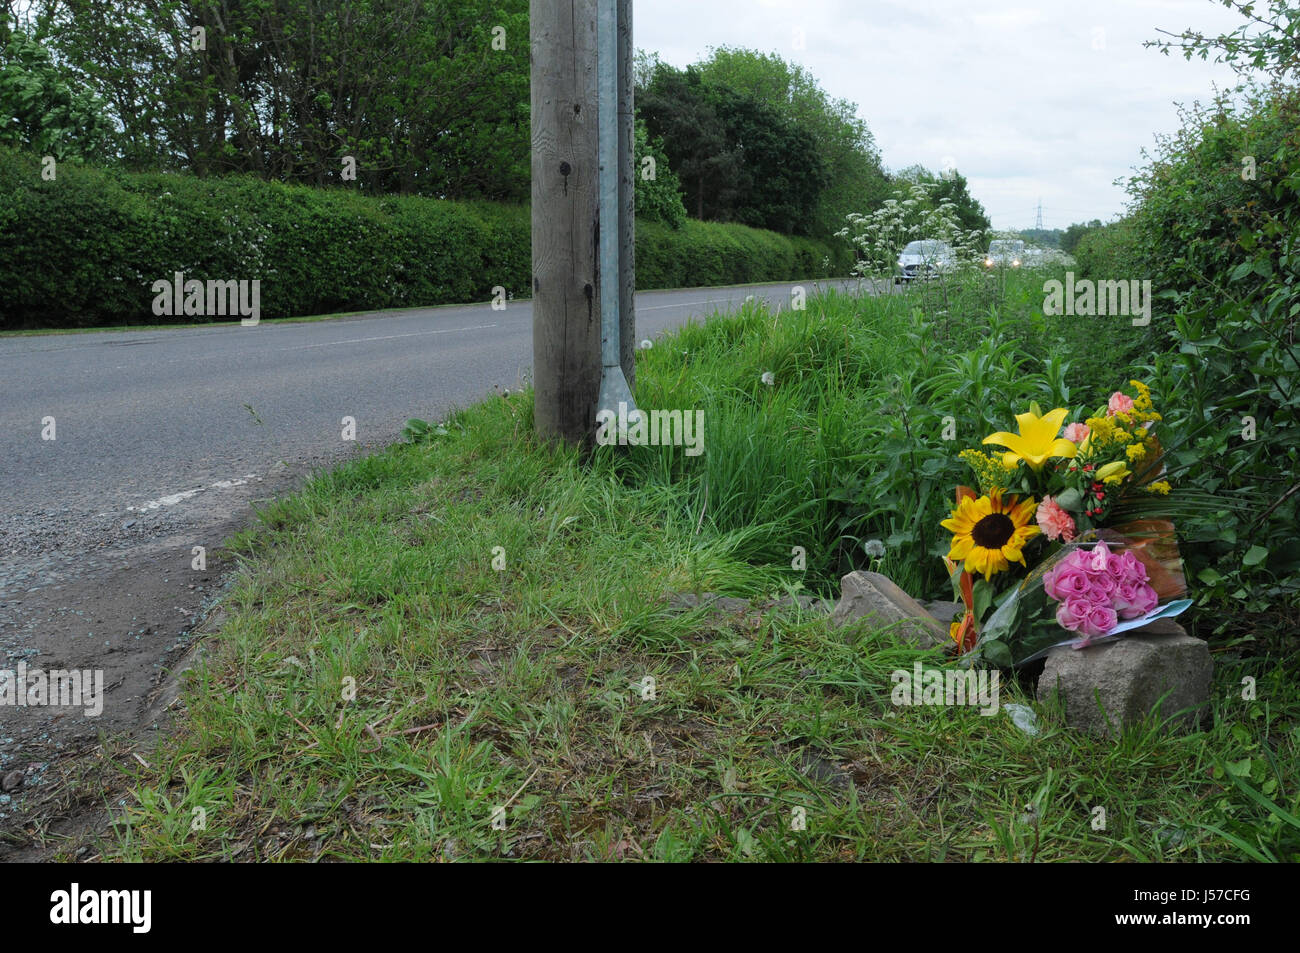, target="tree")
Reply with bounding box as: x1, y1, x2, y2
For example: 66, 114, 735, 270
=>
634, 119, 686, 228
33, 0, 530, 199
637, 63, 737, 222
0, 29, 111, 160
1147, 0, 1300, 80
637, 61, 827, 234
693, 46, 889, 238
1060, 219, 1103, 254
